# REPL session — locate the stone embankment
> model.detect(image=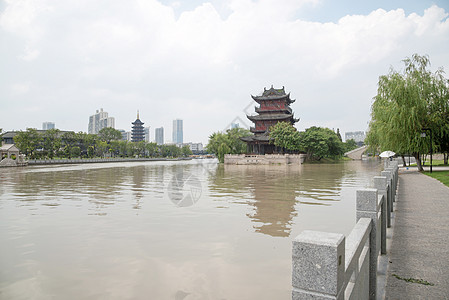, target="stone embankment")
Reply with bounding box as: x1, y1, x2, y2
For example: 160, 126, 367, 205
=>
224, 154, 306, 165
20, 157, 192, 166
